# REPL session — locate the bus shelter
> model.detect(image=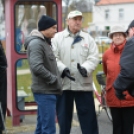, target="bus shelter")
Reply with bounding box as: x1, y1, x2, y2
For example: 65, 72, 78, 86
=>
5, 0, 62, 126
